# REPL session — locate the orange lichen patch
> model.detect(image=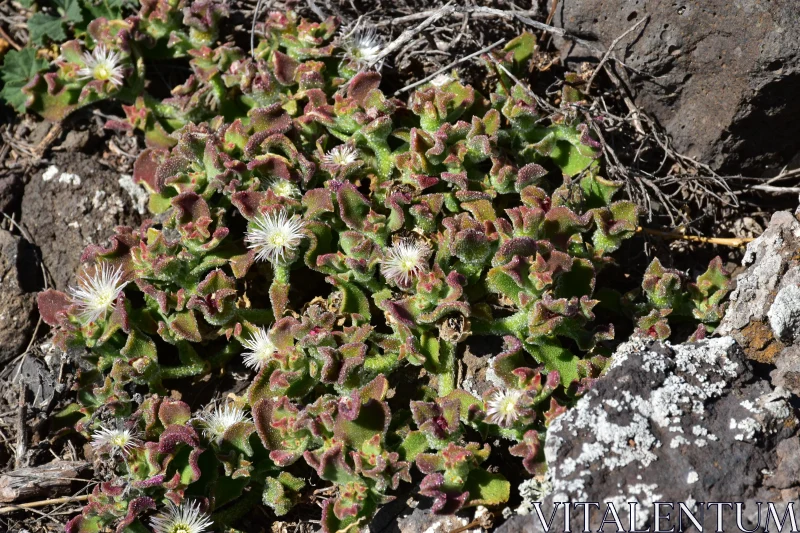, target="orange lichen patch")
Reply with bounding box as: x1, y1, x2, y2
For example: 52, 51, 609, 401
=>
738, 320, 783, 364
